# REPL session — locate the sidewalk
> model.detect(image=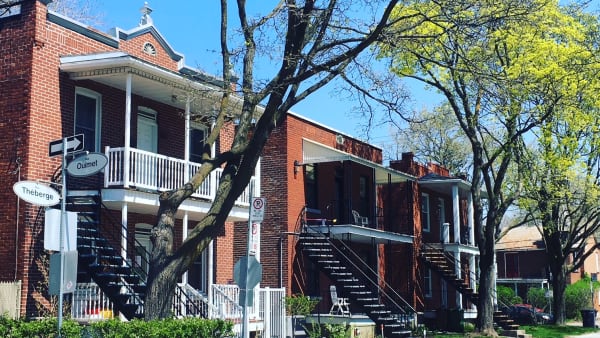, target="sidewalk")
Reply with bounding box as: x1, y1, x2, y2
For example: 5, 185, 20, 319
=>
566, 320, 600, 338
